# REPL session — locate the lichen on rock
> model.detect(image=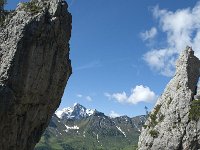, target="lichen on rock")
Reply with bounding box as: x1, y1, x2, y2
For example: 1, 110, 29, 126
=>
138, 47, 200, 150
0, 0, 72, 149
